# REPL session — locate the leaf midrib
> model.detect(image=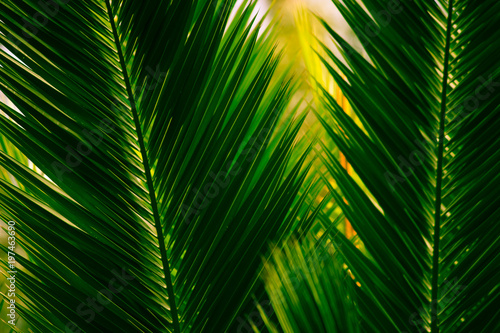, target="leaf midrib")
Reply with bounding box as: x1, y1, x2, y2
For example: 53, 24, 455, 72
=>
431, 1, 454, 332
104, 1, 180, 332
